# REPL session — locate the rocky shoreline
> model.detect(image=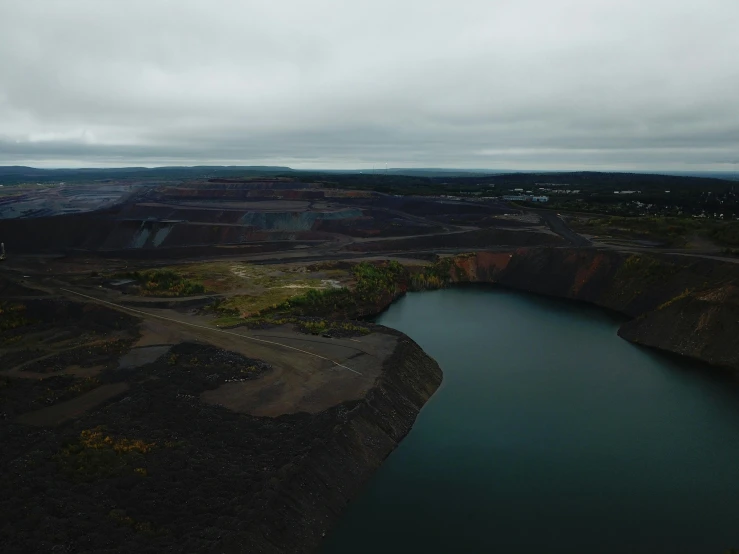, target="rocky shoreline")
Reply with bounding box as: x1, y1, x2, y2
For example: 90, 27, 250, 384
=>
290, 247, 739, 552
430, 248, 739, 373
224, 331, 442, 553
